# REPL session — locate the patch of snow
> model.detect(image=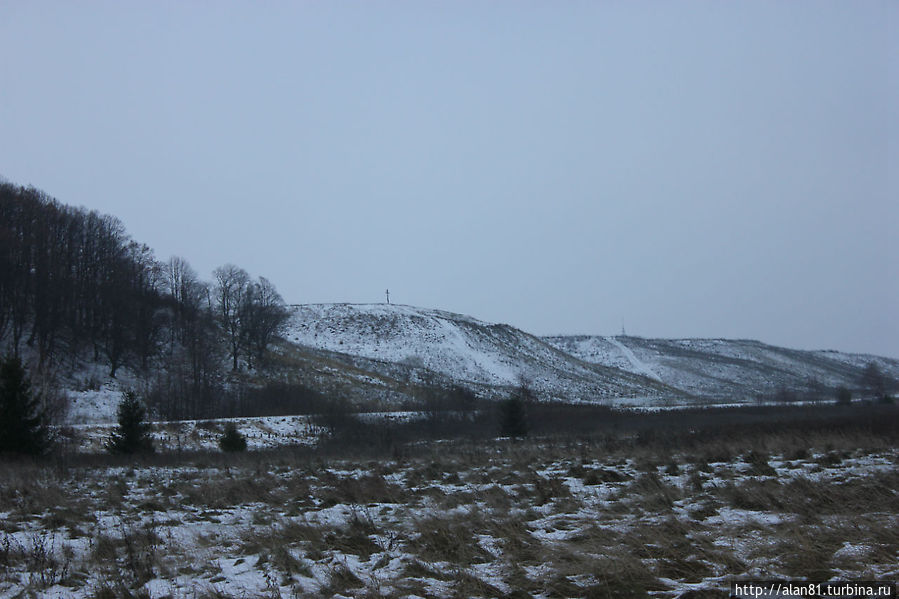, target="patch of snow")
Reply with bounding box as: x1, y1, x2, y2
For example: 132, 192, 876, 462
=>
606, 336, 659, 381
